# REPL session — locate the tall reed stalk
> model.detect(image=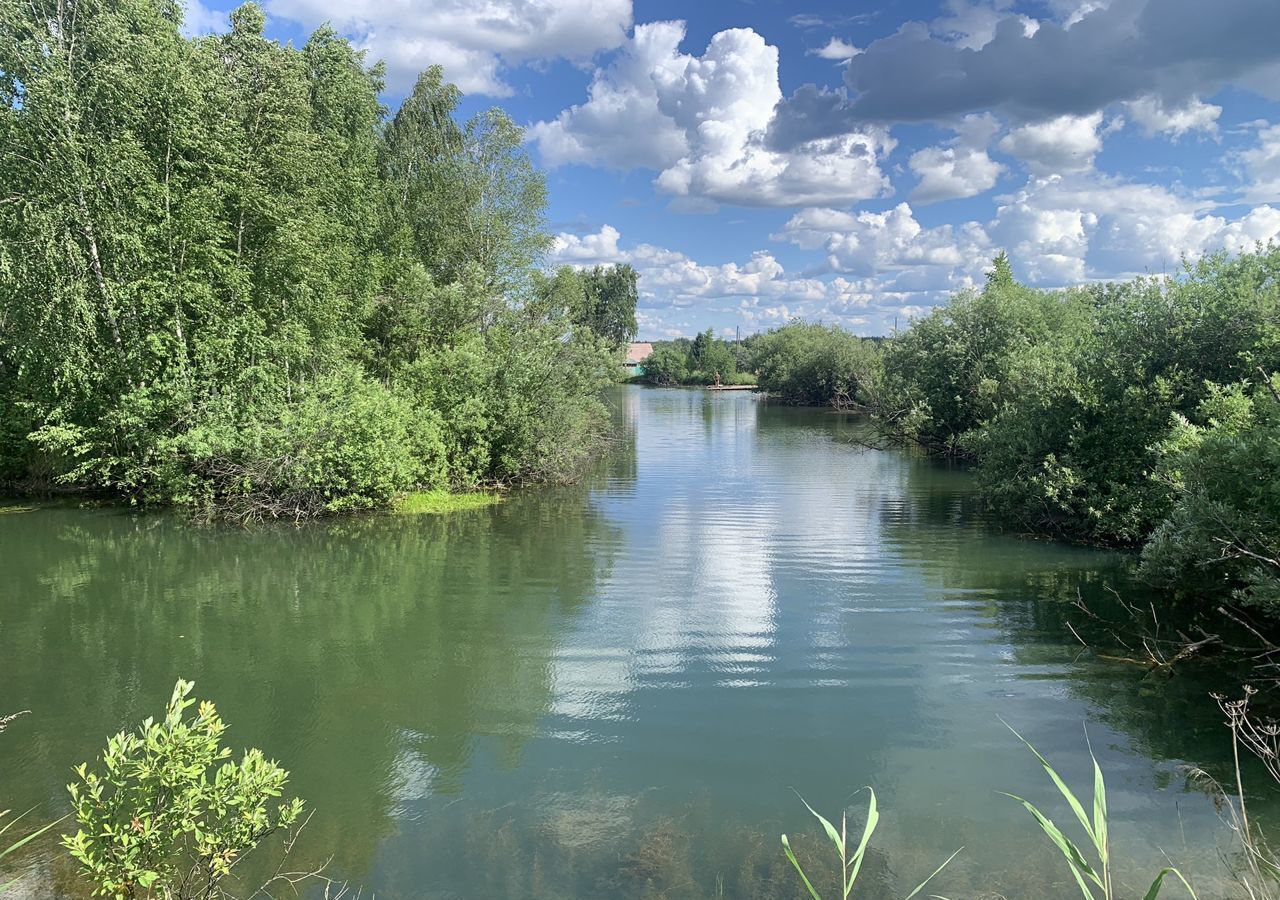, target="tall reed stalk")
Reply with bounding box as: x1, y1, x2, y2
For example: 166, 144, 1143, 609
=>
1002, 721, 1198, 900
781, 788, 960, 900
